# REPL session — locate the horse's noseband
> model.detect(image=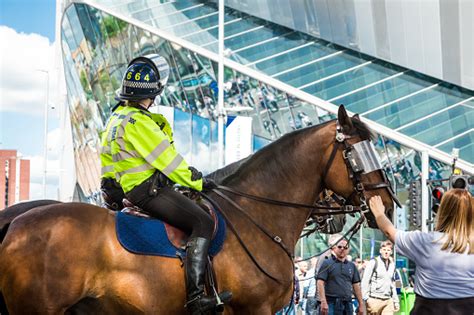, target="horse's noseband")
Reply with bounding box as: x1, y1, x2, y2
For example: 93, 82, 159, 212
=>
322, 121, 401, 212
